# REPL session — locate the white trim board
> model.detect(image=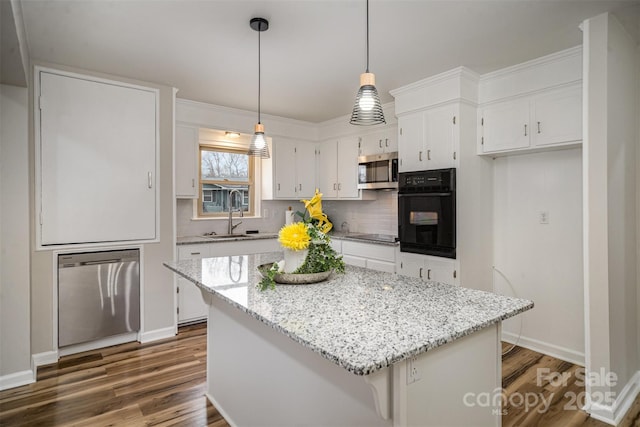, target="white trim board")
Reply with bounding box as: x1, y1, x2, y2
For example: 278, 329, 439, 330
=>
502, 331, 585, 366
140, 326, 176, 344
0, 370, 35, 391
586, 370, 640, 426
